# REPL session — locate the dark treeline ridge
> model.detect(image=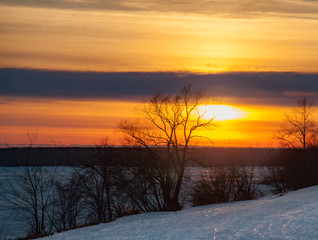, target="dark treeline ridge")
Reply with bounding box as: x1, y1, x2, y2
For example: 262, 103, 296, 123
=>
0, 147, 138, 167
0, 146, 294, 167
